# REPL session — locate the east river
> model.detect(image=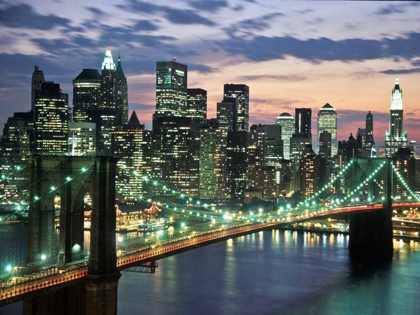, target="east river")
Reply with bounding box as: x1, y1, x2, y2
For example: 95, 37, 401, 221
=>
1, 224, 420, 315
